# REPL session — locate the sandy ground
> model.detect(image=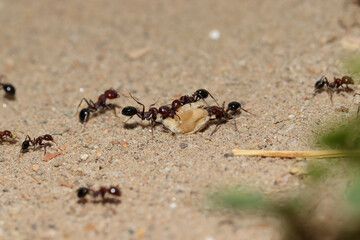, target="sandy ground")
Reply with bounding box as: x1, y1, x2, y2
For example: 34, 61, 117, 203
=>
0, 0, 360, 239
